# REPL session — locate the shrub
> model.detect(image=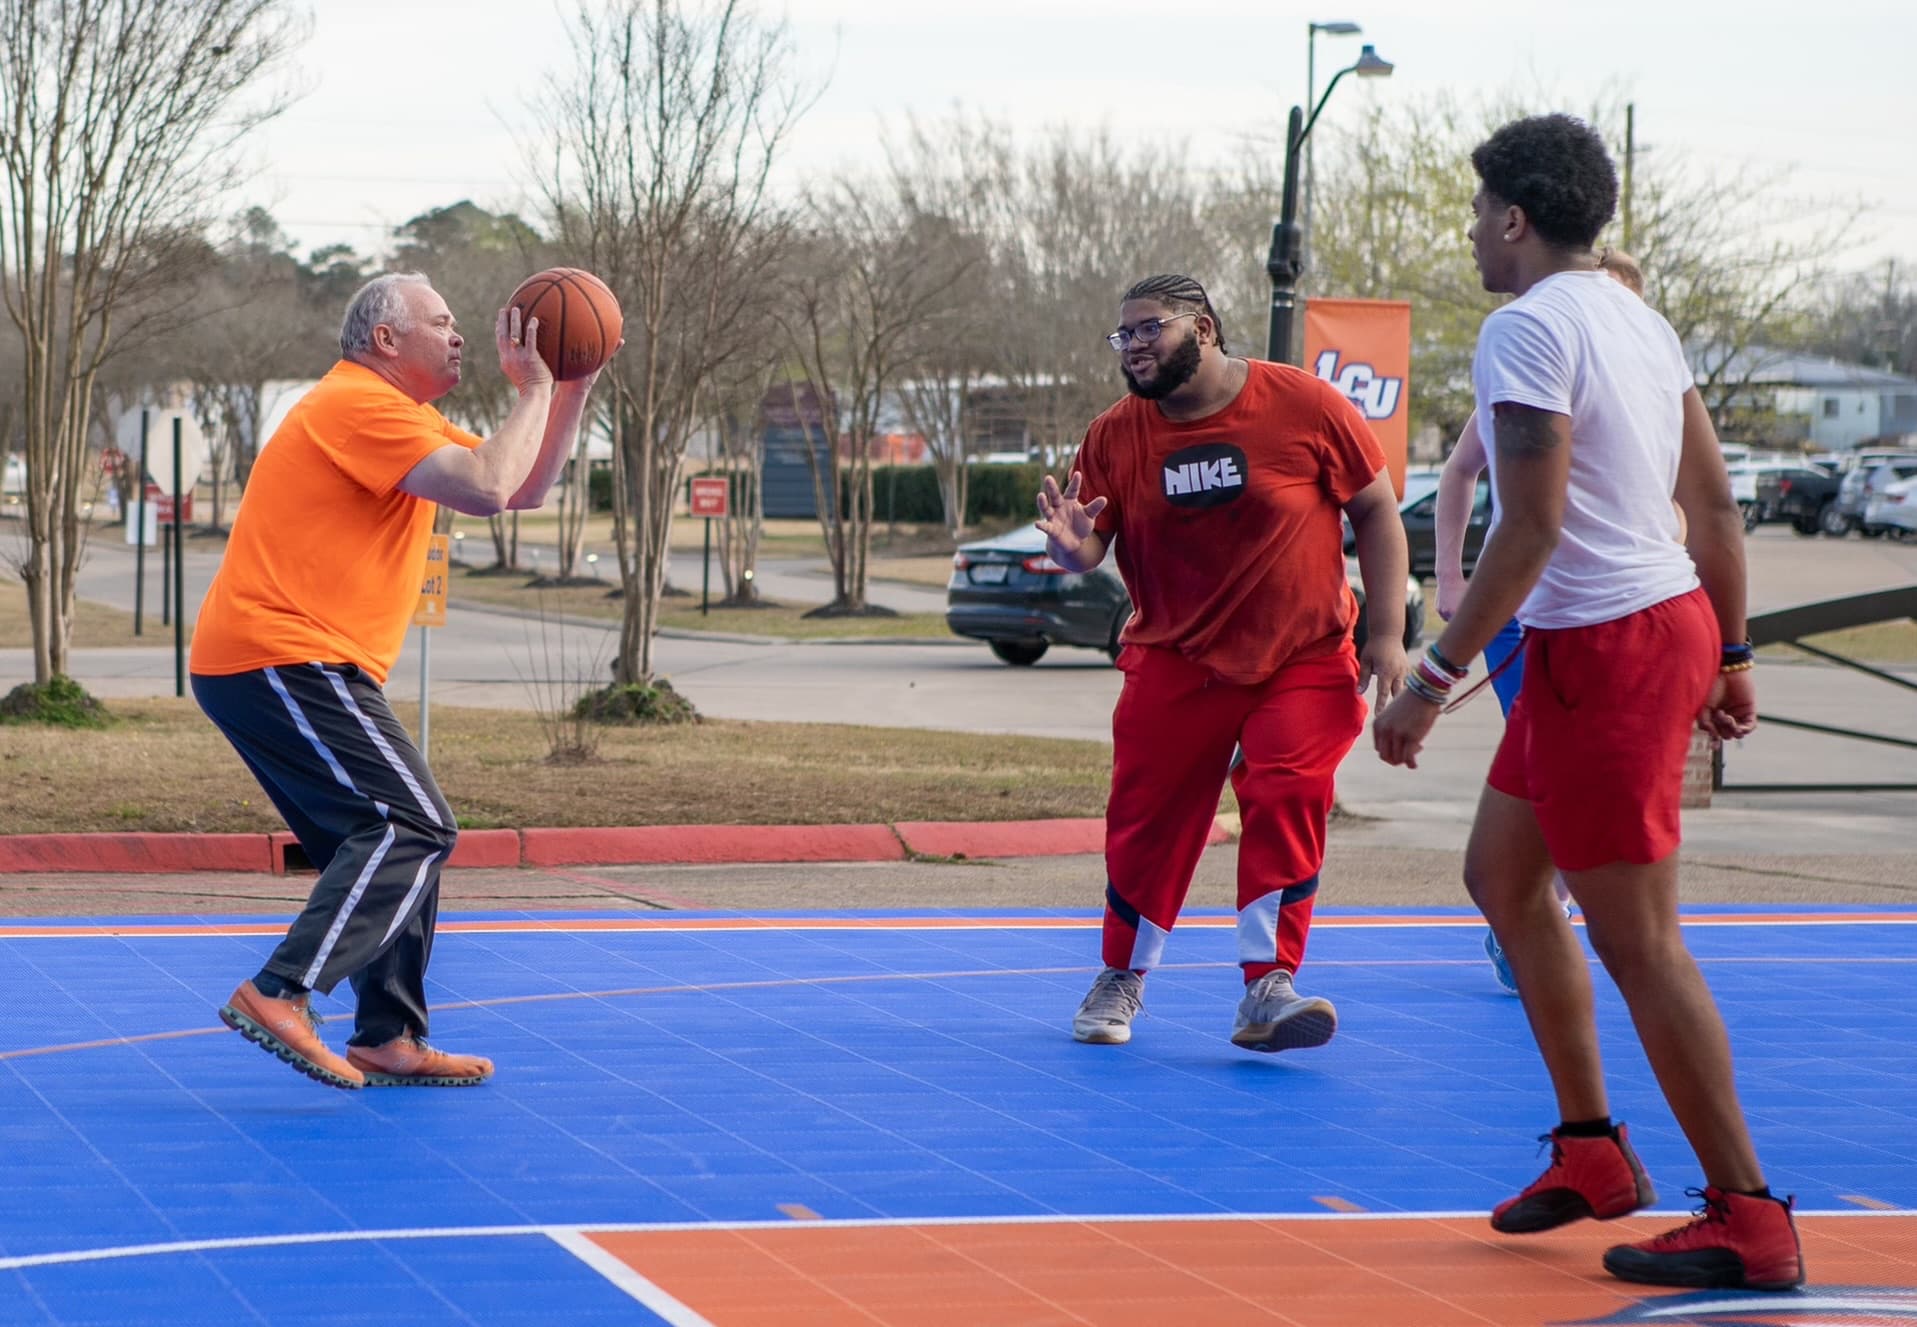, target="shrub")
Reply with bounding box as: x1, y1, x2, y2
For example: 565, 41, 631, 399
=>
0, 675, 112, 728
